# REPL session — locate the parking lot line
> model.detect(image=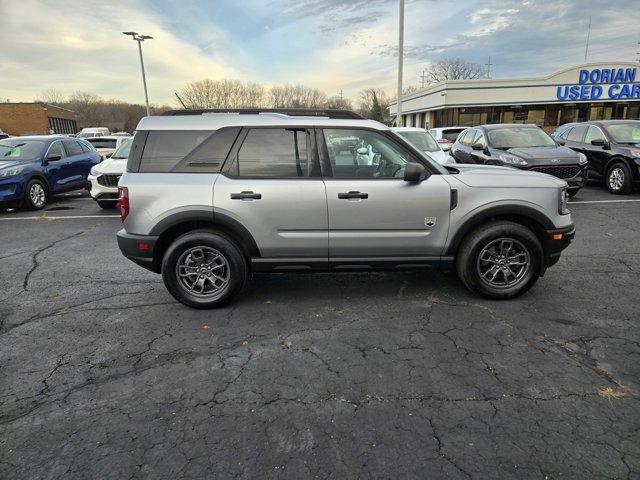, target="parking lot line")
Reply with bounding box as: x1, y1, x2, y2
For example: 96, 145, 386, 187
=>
570, 199, 640, 204
0, 215, 120, 221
